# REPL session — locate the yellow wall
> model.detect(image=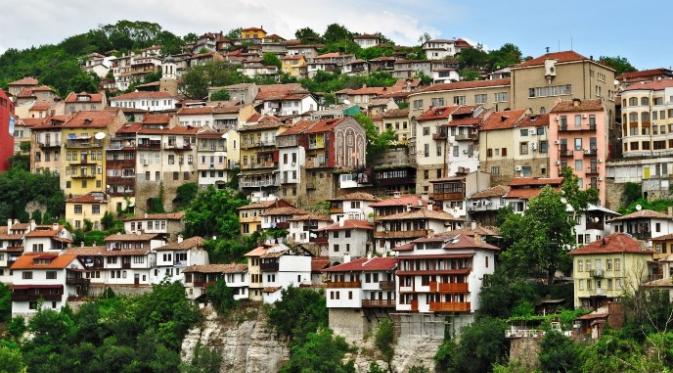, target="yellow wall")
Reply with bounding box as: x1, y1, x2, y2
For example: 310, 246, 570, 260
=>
65, 201, 109, 231
241, 29, 267, 40
60, 127, 109, 195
